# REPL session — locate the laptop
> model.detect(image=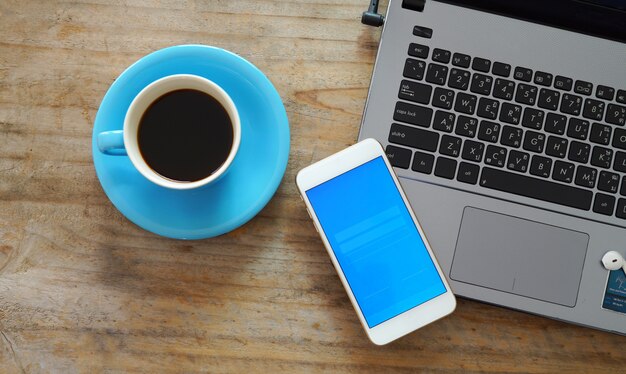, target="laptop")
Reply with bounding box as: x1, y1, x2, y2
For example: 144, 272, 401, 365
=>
358, 0, 626, 334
